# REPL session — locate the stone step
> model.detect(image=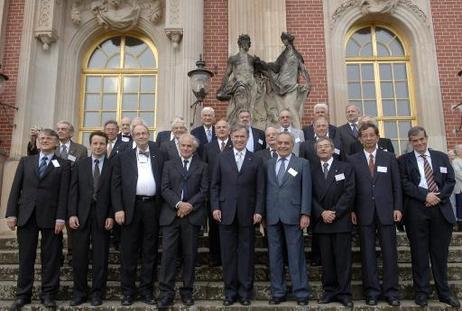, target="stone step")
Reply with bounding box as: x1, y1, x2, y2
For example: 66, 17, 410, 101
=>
1, 246, 461, 265
0, 263, 461, 283
0, 300, 460, 310
0, 231, 461, 250
0, 280, 461, 301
